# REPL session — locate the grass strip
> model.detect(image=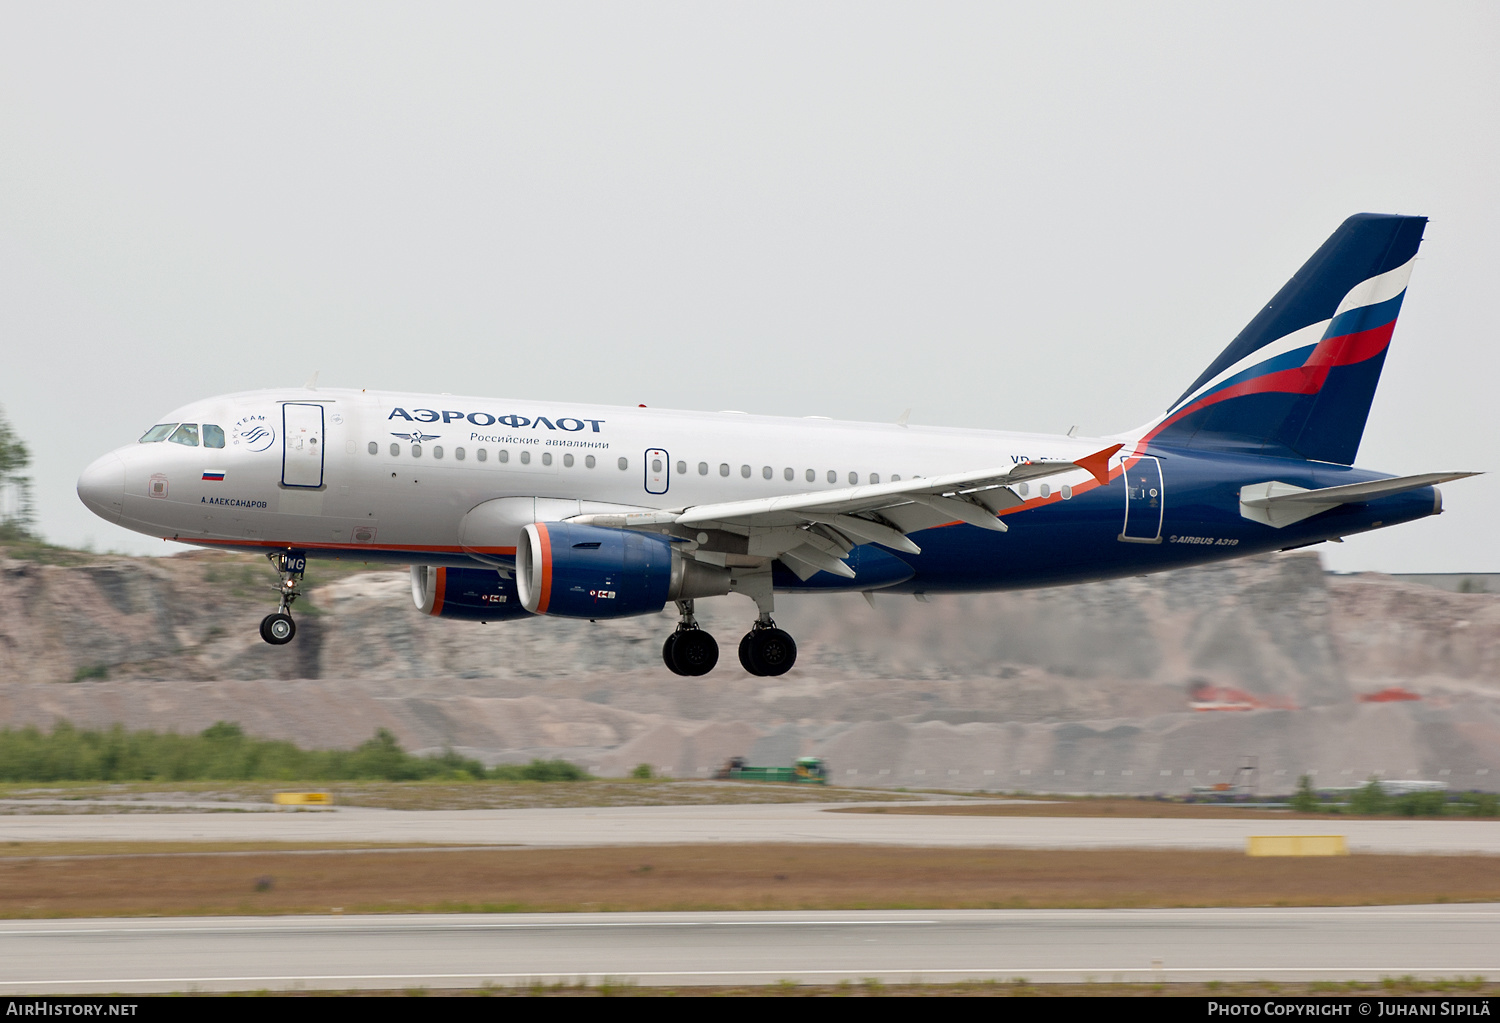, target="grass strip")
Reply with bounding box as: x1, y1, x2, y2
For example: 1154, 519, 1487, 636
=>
2, 843, 1499, 918
832, 798, 1500, 819
0, 779, 913, 810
